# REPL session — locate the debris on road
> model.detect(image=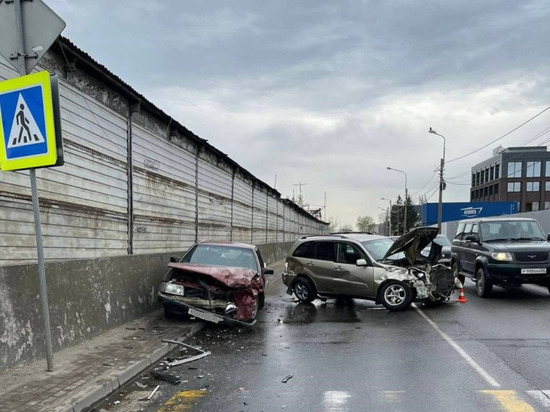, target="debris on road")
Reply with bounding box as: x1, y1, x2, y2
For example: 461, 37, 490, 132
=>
139, 384, 160, 401
151, 371, 181, 385
135, 381, 147, 389
162, 339, 211, 367
281, 375, 293, 383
